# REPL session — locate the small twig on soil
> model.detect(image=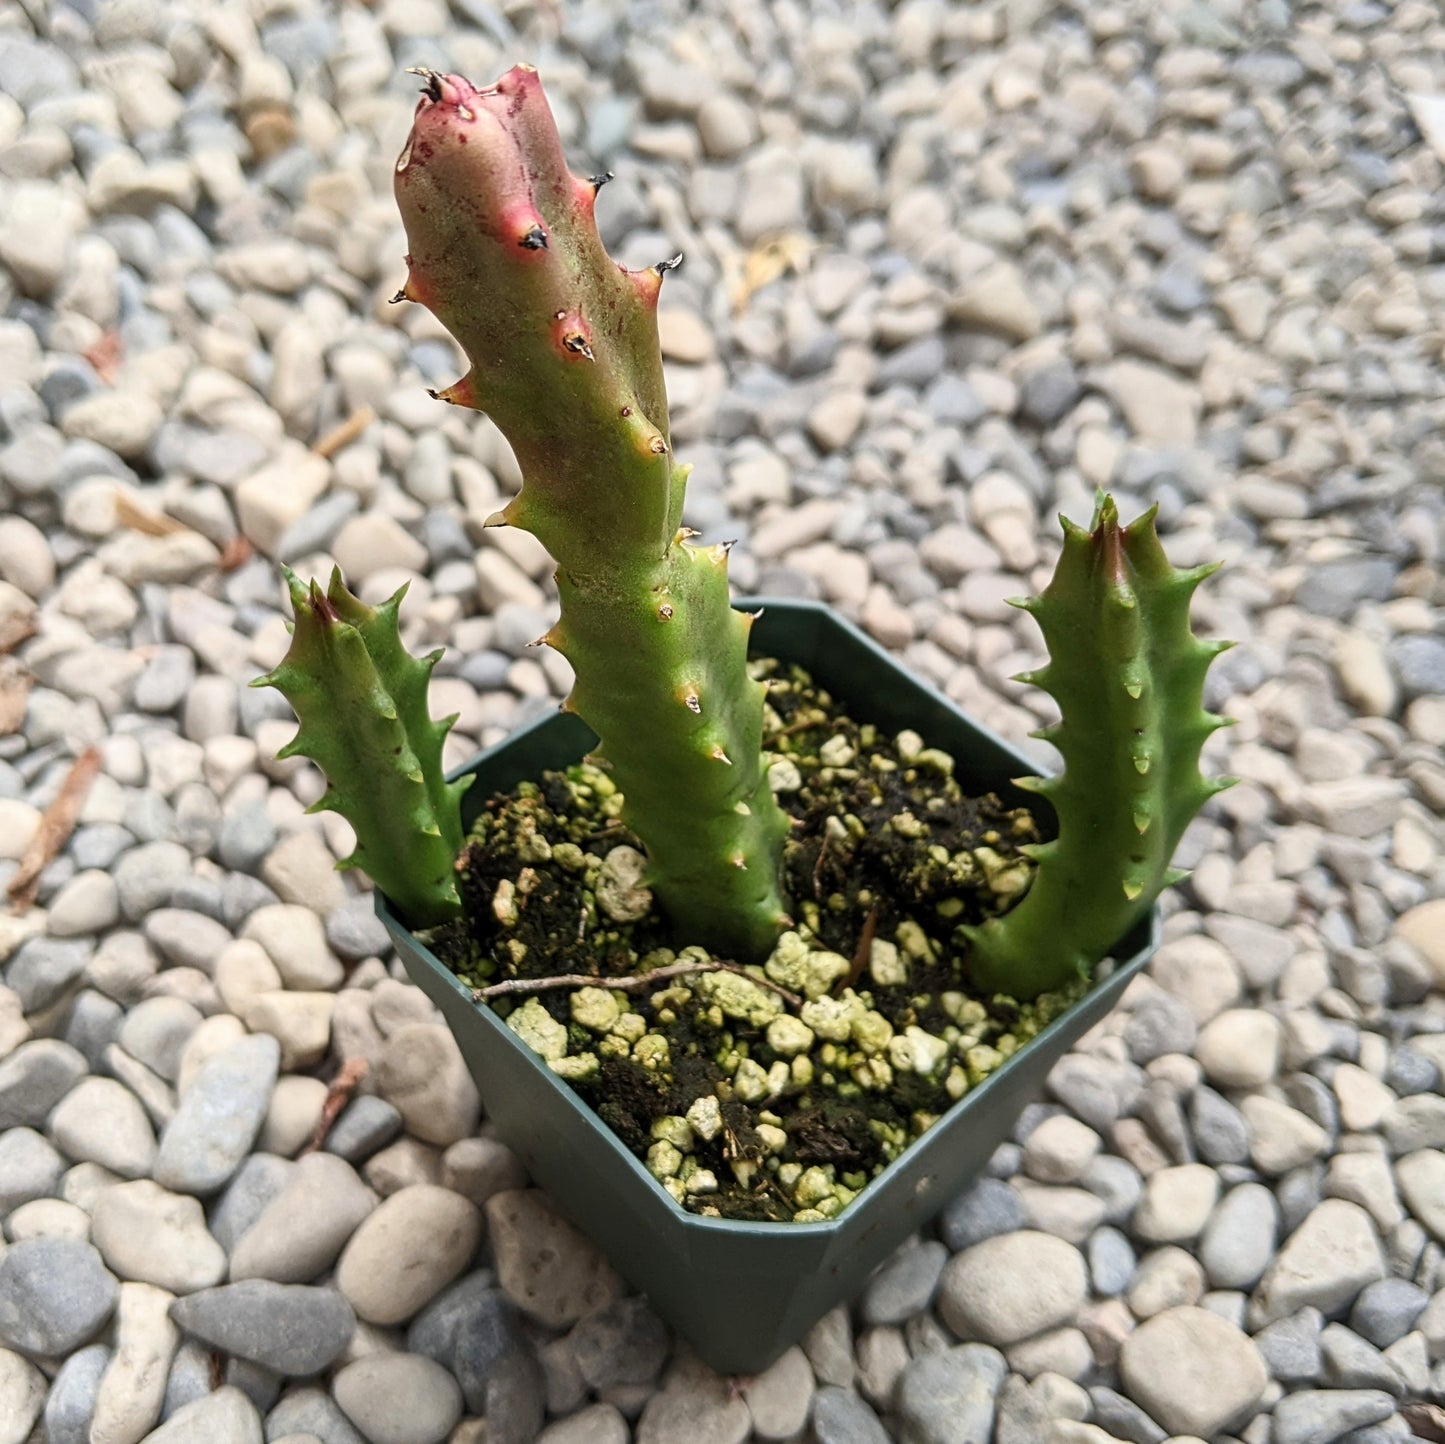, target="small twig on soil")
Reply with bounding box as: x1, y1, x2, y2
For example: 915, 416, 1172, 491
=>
300, 1057, 369, 1155
7, 747, 102, 912
772, 714, 823, 741
841, 903, 879, 993
811, 835, 830, 899
473, 957, 803, 1009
